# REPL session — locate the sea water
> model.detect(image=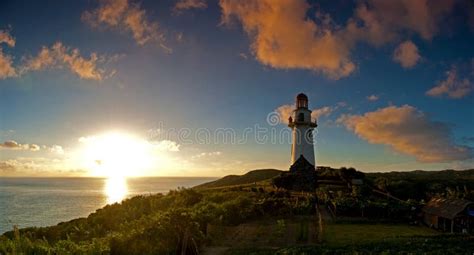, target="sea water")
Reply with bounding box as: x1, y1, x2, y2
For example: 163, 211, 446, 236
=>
0, 177, 216, 234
